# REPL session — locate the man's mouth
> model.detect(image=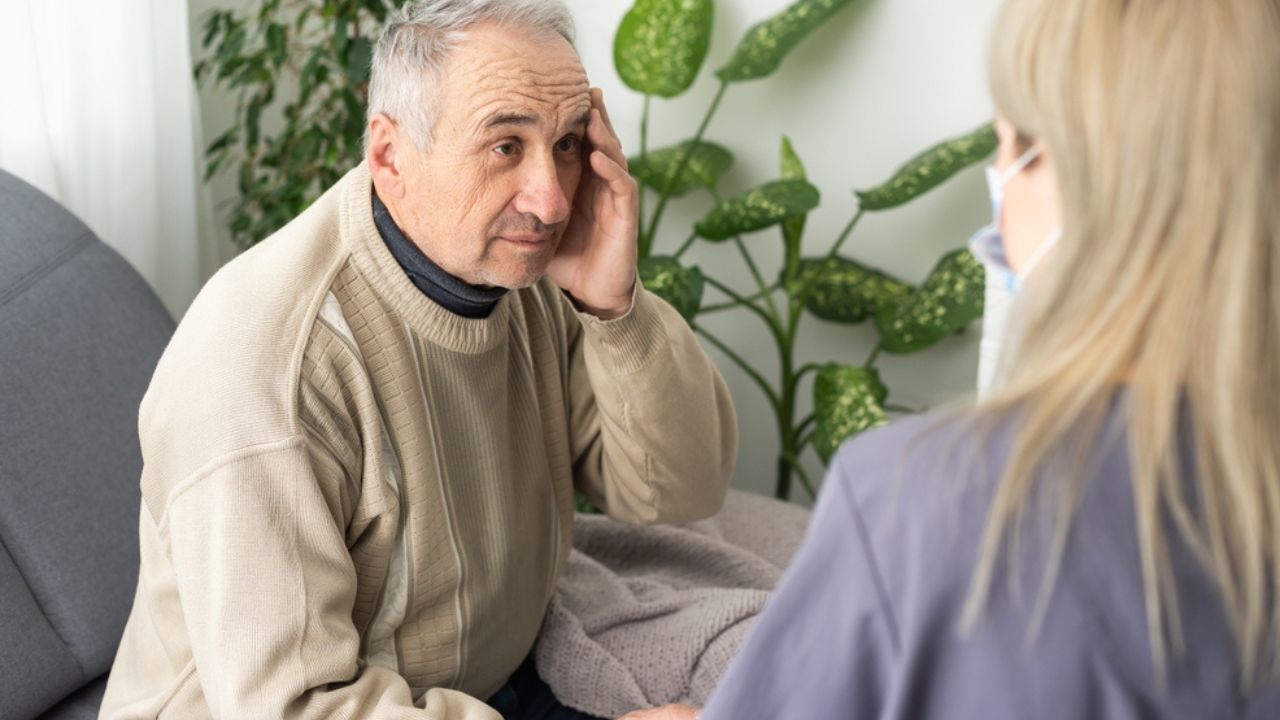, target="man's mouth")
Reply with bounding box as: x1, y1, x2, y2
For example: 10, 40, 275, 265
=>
499, 234, 553, 248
